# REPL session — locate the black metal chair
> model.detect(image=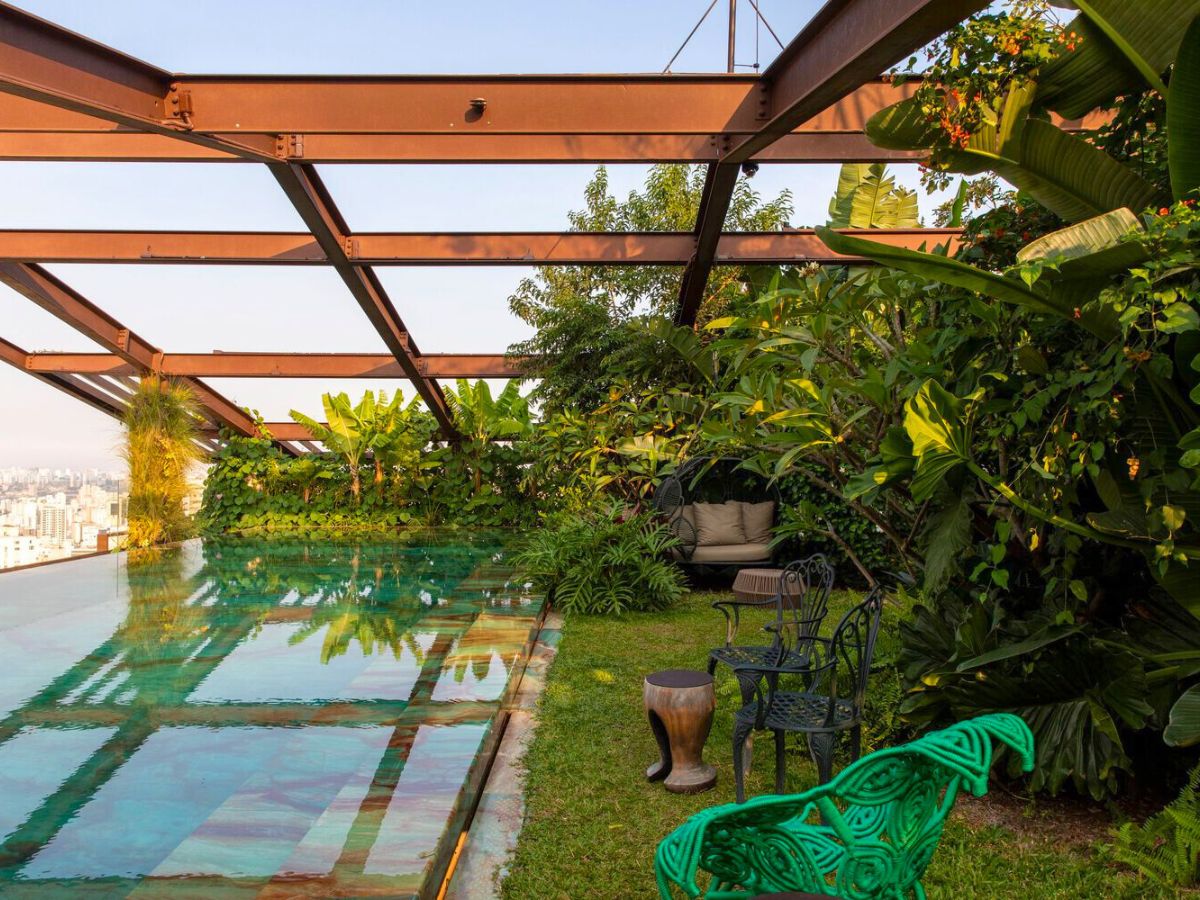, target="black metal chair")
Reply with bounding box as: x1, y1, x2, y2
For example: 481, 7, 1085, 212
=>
707, 555, 836, 701
730, 588, 884, 802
